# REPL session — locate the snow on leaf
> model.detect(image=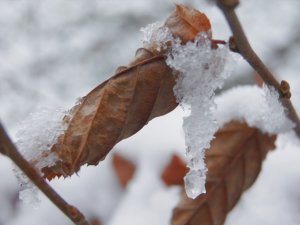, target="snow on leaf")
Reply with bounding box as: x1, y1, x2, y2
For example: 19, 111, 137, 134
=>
141, 21, 173, 52
39, 5, 212, 180
166, 33, 234, 198
13, 107, 67, 205
171, 121, 277, 225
